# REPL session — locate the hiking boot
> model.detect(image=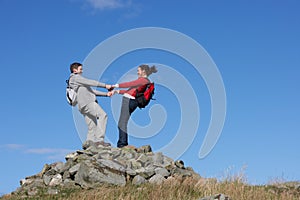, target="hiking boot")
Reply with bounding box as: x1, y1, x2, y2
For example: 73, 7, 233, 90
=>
82, 140, 111, 149
82, 140, 93, 150
95, 141, 111, 147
